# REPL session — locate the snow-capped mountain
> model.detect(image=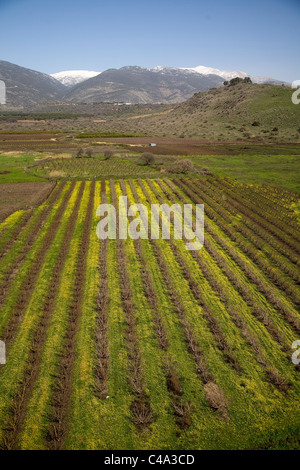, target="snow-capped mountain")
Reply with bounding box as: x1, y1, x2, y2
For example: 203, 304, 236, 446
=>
251, 76, 289, 86
51, 70, 101, 87
50, 65, 288, 93
187, 65, 249, 80
150, 65, 248, 80
63, 65, 224, 104
149, 65, 197, 75
151, 65, 288, 86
